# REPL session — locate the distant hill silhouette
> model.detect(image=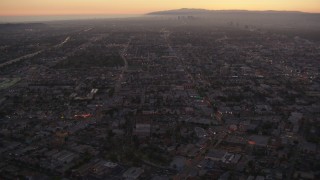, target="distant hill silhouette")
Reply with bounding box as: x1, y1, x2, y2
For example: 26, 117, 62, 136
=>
147, 8, 320, 42
147, 8, 309, 15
